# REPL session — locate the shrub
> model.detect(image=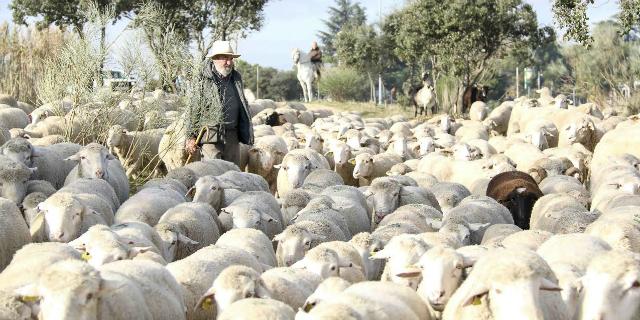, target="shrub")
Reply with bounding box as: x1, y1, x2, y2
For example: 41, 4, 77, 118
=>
269, 70, 300, 101
319, 66, 368, 102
